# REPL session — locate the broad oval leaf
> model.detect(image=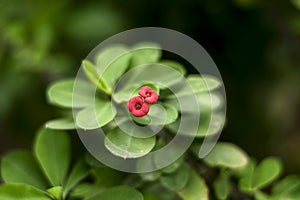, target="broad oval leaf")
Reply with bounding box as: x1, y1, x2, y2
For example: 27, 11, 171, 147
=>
132, 103, 178, 126
252, 157, 282, 190
47, 79, 94, 108
34, 128, 71, 186
158, 60, 186, 75
0, 183, 51, 200
104, 128, 156, 159
85, 185, 144, 200
177, 170, 209, 200
1, 150, 49, 190
203, 142, 248, 169
130, 42, 162, 68
95, 44, 132, 91
45, 118, 75, 130
76, 98, 116, 130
